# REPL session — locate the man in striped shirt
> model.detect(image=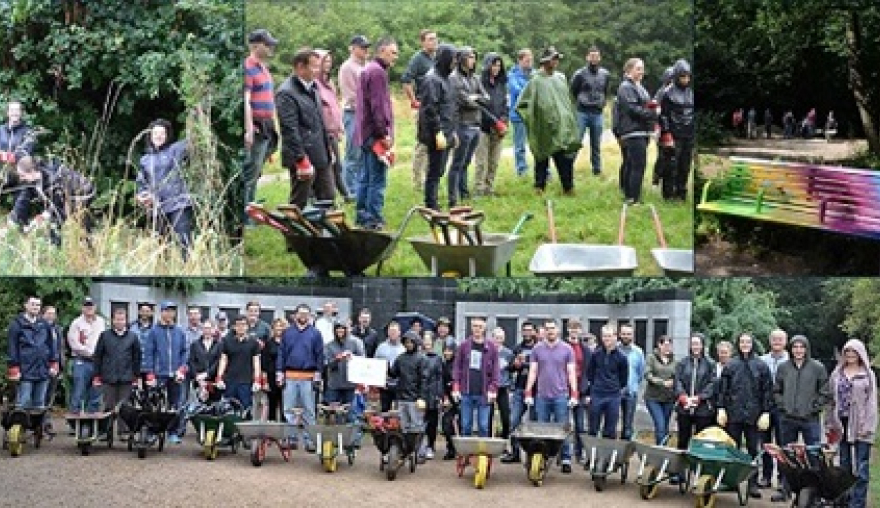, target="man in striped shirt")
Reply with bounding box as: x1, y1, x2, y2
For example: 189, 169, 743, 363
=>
243, 29, 278, 225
